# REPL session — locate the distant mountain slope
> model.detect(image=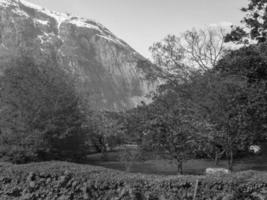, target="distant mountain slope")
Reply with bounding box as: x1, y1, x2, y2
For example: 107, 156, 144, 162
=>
0, 0, 156, 111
